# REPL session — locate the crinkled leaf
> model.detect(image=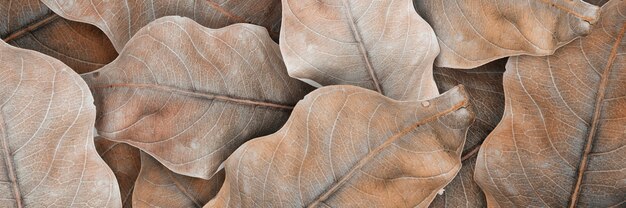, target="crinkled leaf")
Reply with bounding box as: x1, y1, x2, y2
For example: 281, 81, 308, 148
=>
82, 16, 313, 180
429, 59, 507, 208
280, 0, 439, 101
0, 40, 120, 207
1, 0, 117, 73
208, 85, 474, 207
475, 1, 626, 207
133, 152, 224, 208
95, 137, 141, 208
41, 0, 282, 51
414, 0, 600, 69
